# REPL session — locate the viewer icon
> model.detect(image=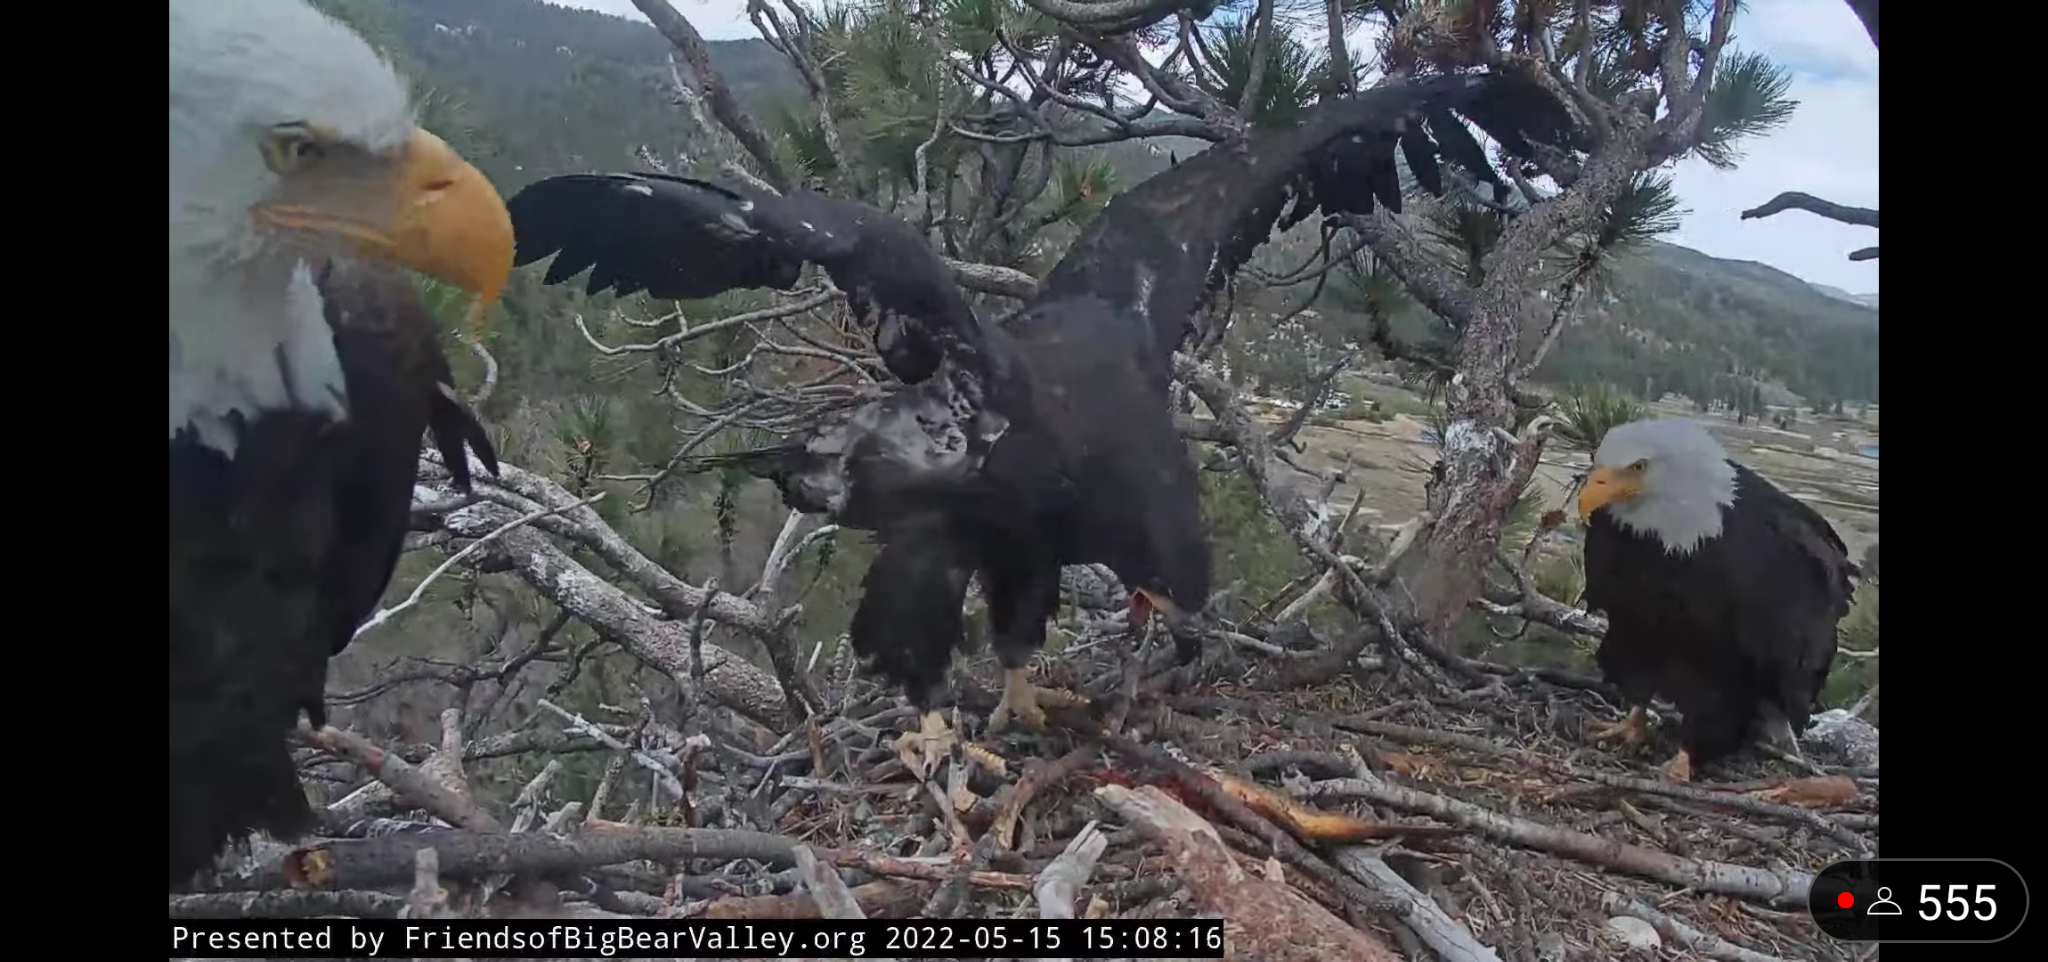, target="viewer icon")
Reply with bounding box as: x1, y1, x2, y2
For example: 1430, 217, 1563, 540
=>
1866, 887, 1902, 916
